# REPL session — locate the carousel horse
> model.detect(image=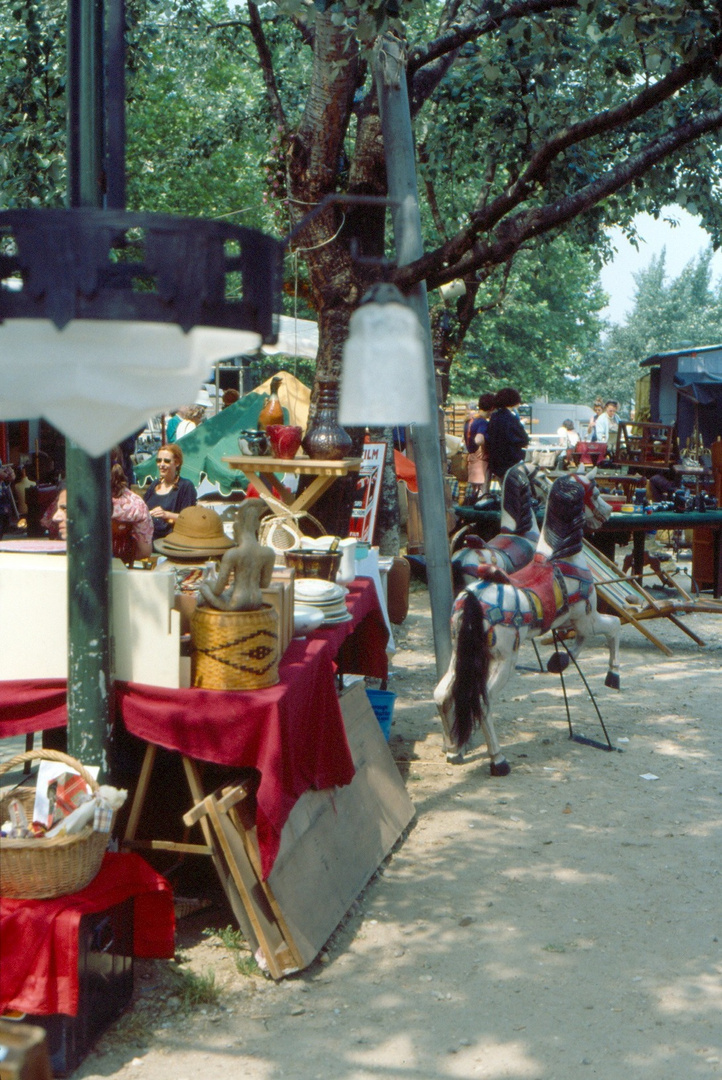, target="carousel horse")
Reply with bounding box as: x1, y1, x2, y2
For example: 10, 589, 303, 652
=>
452, 464, 540, 589
435, 472, 621, 771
